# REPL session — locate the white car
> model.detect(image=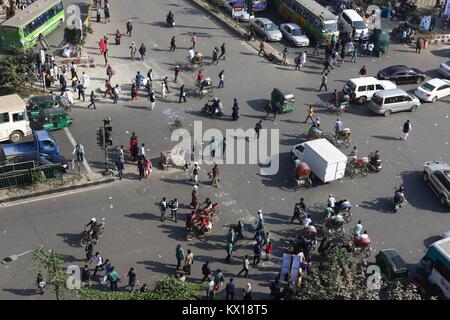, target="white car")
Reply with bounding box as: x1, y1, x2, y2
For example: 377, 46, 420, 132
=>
250, 17, 282, 42
279, 23, 309, 47
439, 60, 450, 78
414, 78, 450, 102
221, 0, 250, 21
